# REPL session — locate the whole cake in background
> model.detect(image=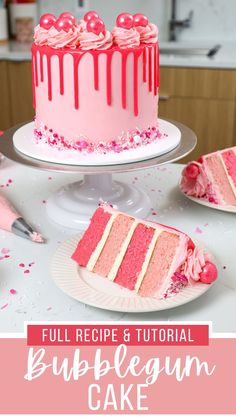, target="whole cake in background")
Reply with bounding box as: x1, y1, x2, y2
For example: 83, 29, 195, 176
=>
32, 11, 160, 154
72, 204, 218, 299
181, 147, 236, 206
